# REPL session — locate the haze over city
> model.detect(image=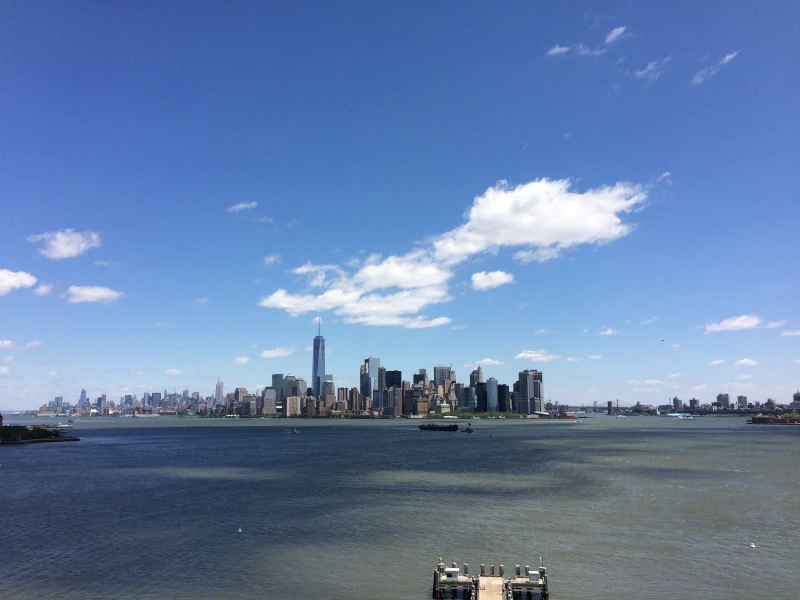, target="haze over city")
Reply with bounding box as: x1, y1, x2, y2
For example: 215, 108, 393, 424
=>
1, 2, 798, 411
